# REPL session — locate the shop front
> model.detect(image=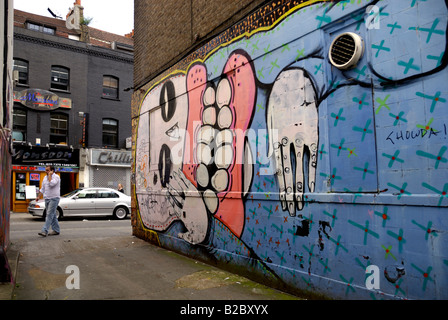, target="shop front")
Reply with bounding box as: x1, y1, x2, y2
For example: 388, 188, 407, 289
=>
87, 149, 131, 195
11, 144, 80, 212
